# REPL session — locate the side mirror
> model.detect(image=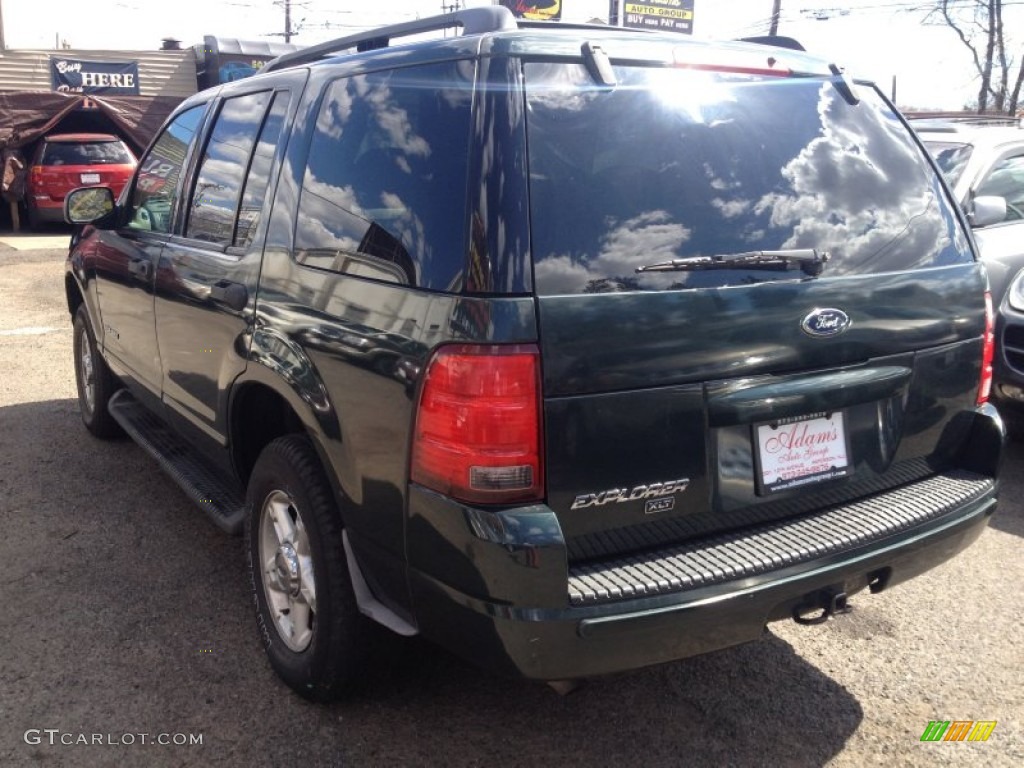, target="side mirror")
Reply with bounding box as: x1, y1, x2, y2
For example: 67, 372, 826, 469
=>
967, 195, 1007, 228
64, 186, 115, 225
